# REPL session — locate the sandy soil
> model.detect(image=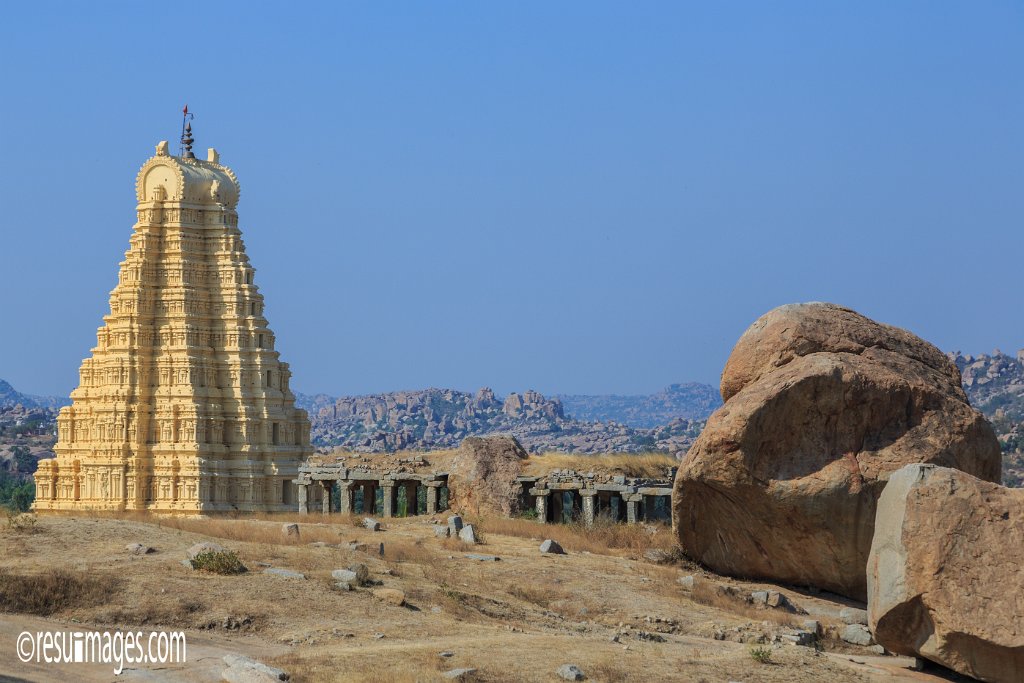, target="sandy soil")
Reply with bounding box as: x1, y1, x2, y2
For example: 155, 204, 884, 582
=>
0, 515, 968, 682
